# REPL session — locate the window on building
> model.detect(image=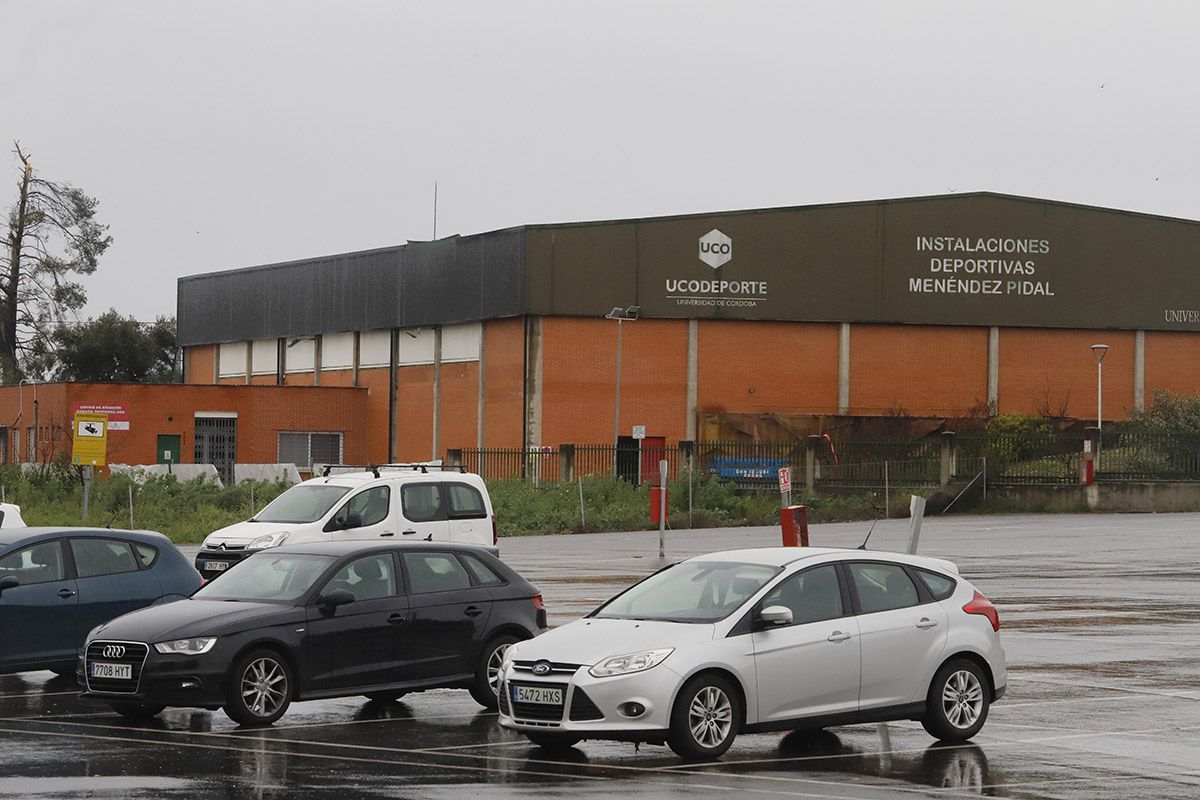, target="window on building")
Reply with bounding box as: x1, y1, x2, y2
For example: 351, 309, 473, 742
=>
278, 432, 344, 469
